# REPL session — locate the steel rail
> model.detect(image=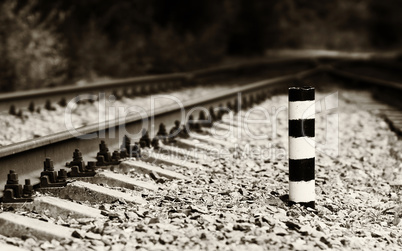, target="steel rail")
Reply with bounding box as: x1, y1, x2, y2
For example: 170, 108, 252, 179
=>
325, 65, 402, 91
0, 73, 185, 102
0, 57, 316, 112
0, 66, 324, 195
189, 57, 315, 78
327, 58, 402, 76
